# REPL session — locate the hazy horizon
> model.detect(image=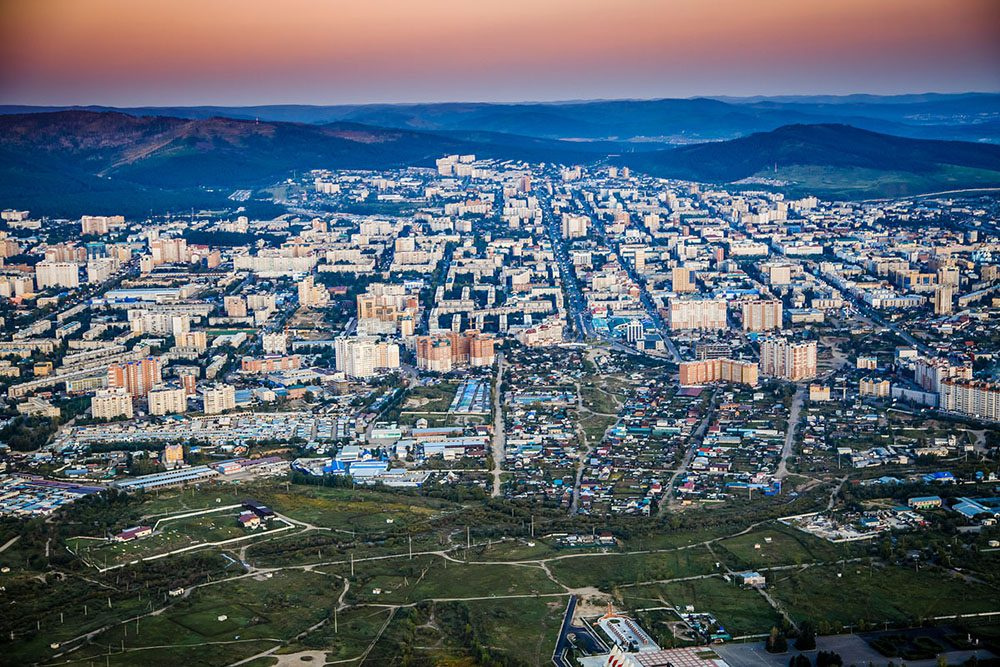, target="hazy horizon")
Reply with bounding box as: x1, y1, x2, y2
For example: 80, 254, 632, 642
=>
2, 0, 998, 107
